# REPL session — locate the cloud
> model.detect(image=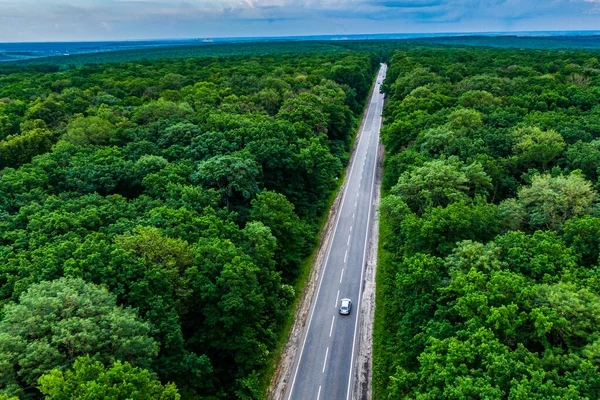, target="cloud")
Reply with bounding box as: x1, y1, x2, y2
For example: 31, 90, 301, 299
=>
0, 0, 599, 41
